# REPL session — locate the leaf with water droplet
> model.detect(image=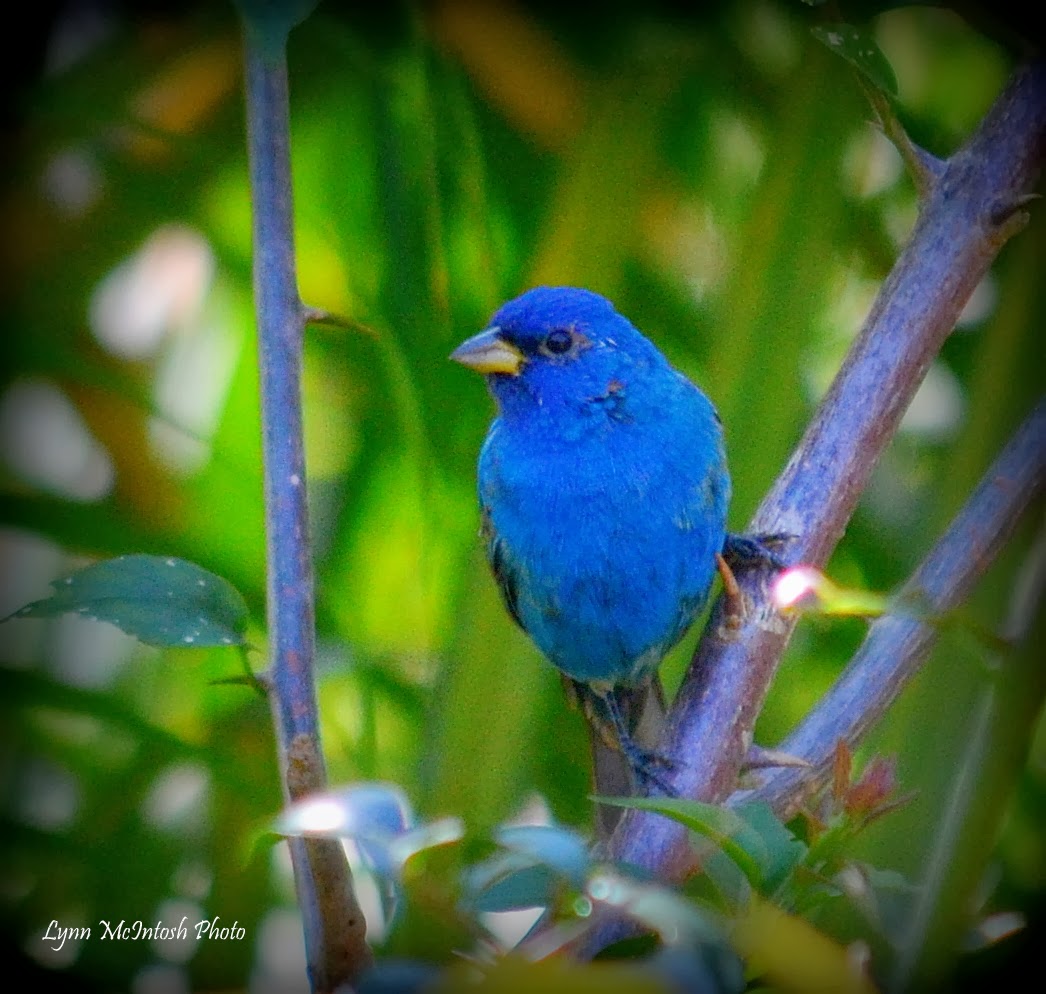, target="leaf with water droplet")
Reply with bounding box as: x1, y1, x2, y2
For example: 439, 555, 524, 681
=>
6, 554, 249, 648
